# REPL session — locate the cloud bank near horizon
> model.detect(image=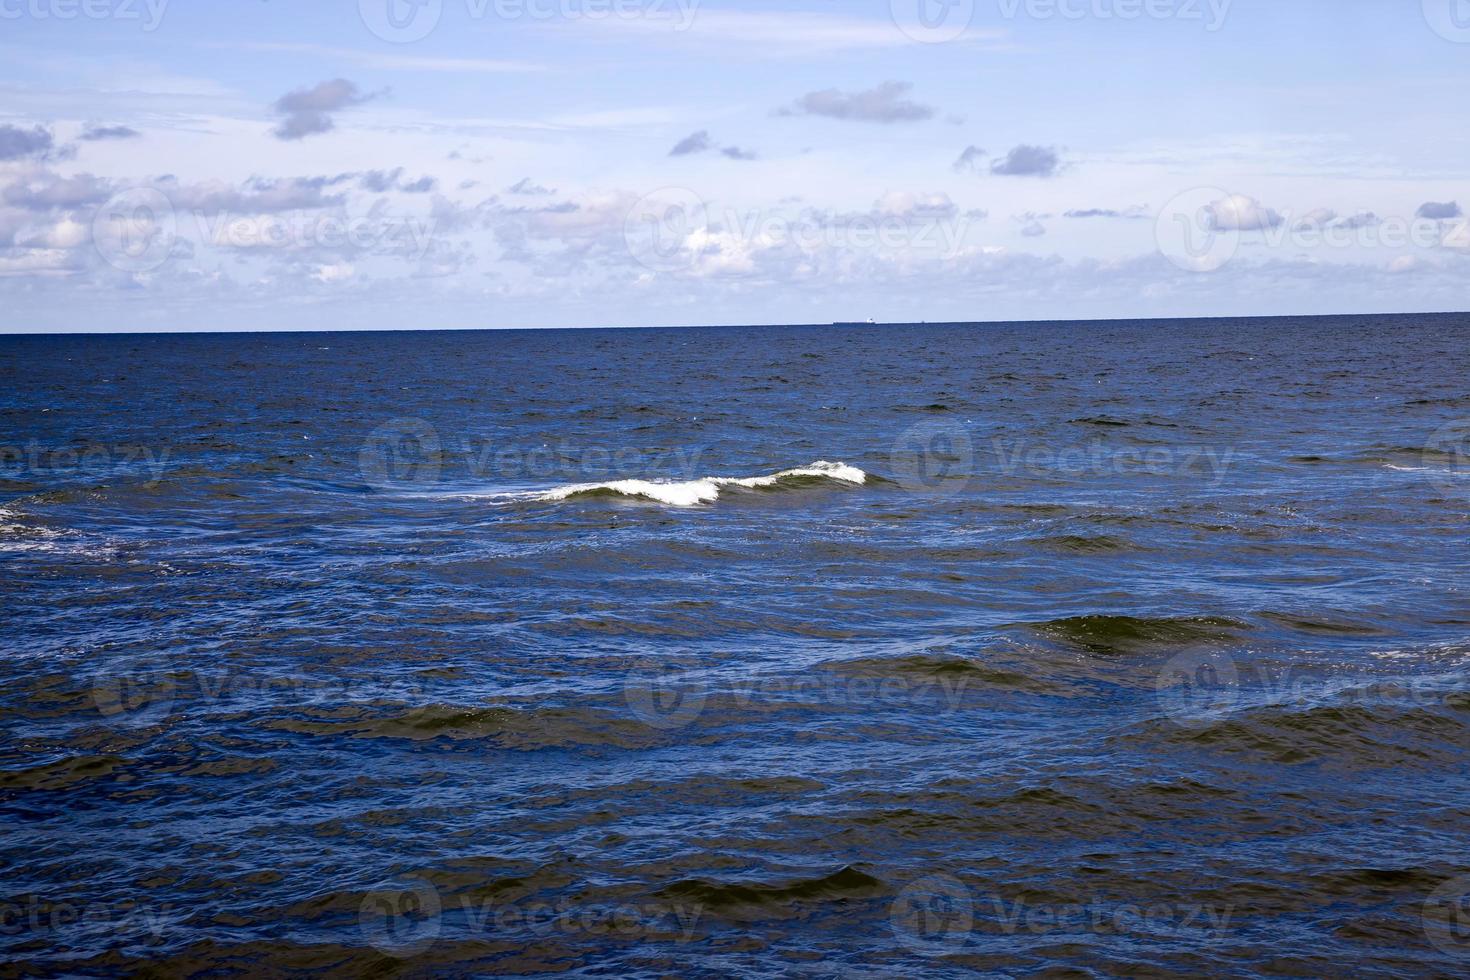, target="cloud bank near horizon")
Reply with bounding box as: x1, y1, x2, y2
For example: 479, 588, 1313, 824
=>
1, 2, 1469, 331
